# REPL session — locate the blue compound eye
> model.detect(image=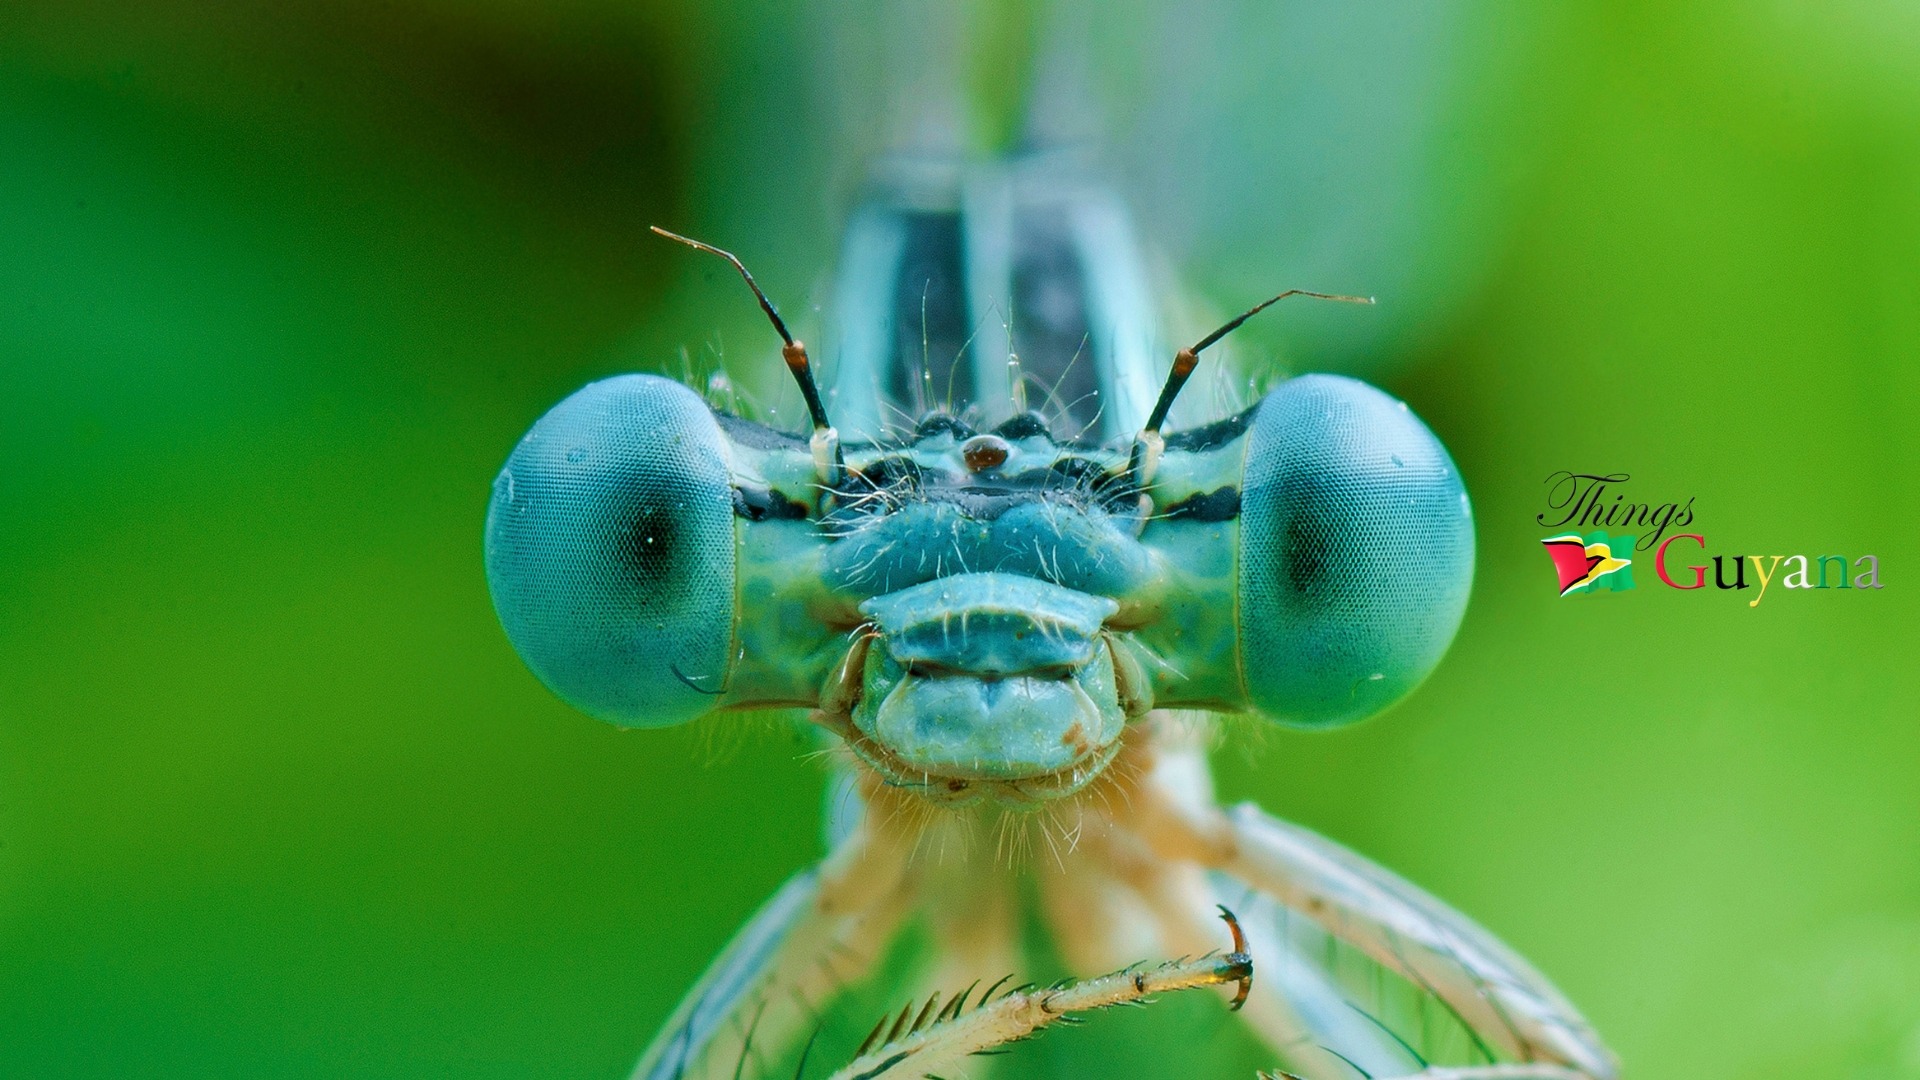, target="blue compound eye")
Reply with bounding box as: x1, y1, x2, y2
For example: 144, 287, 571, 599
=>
1237, 374, 1474, 729
484, 374, 737, 727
